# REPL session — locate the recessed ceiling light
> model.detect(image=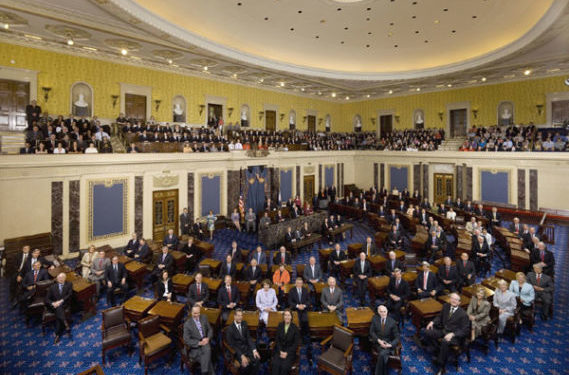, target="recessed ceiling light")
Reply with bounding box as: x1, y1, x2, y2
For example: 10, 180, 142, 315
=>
67, 39, 74, 46
481, 77, 487, 82
280, 82, 285, 87
524, 69, 532, 76
203, 66, 208, 71
298, 10, 302, 13
472, 15, 477, 19
331, 92, 337, 98
259, 78, 264, 83
167, 59, 173, 64
320, 19, 326, 23
366, 44, 370, 48
337, 8, 342, 11
315, 35, 319, 39
232, 73, 237, 78
366, 18, 370, 21
367, 7, 371, 11
389, 22, 394, 26
345, 96, 350, 100
451, 30, 456, 33
415, 30, 419, 34
237, 2, 241, 5
366, 94, 371, 98
412, 15, 416, 19
264, 17, 269, 20
388, 90, 393, 94
121, 49, 128, 55
447, 84, 452, 87
368, 32, 372, 35
416, 88, 421, 91
443, 8, 448, 11
412, 1, 417, 4
3, 24, 9, 30
318, 91, 322, 95
424, 40, 429, 43
394, 44, 398, 48
290, 27, 294, 31
434, 19, 440, 24
340, 41, 345, 44
344, 27, 349, 30
301, 88, 305, 92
